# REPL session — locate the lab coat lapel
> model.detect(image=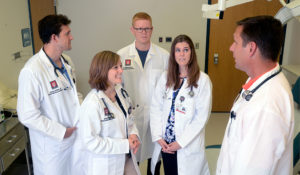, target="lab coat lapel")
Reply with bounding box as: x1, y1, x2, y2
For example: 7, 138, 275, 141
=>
176, 78, 189, 101
115, 85, 130, 136
98, 89, 123, 119
62, 61, 80, 125
144, 43, 156, 66
39, 50, 64, 88
39, 49, 56, 79
39, 49, 70, 90
115, 85, 129, 117
129, 44, 143, 71
62, 59, 79, 98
